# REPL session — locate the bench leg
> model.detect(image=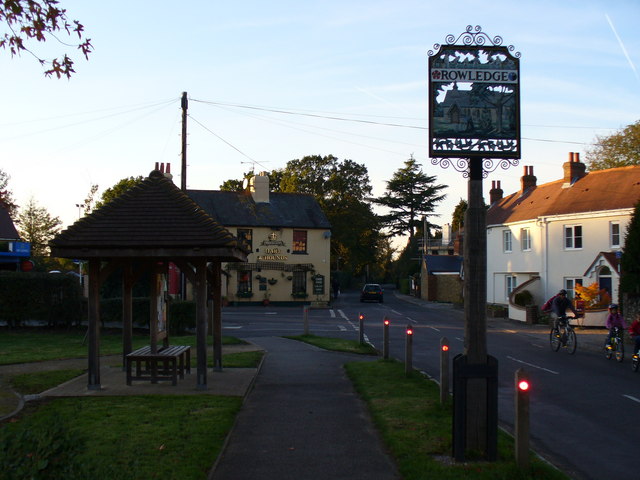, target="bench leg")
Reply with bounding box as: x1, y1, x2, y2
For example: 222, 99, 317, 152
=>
126, 358, 132, 386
